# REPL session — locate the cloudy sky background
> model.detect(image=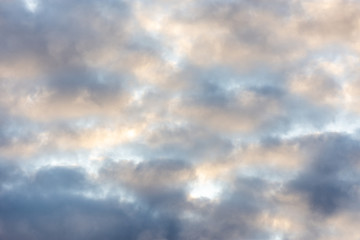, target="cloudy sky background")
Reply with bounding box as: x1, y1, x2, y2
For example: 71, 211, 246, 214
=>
1, 0, 360, 239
